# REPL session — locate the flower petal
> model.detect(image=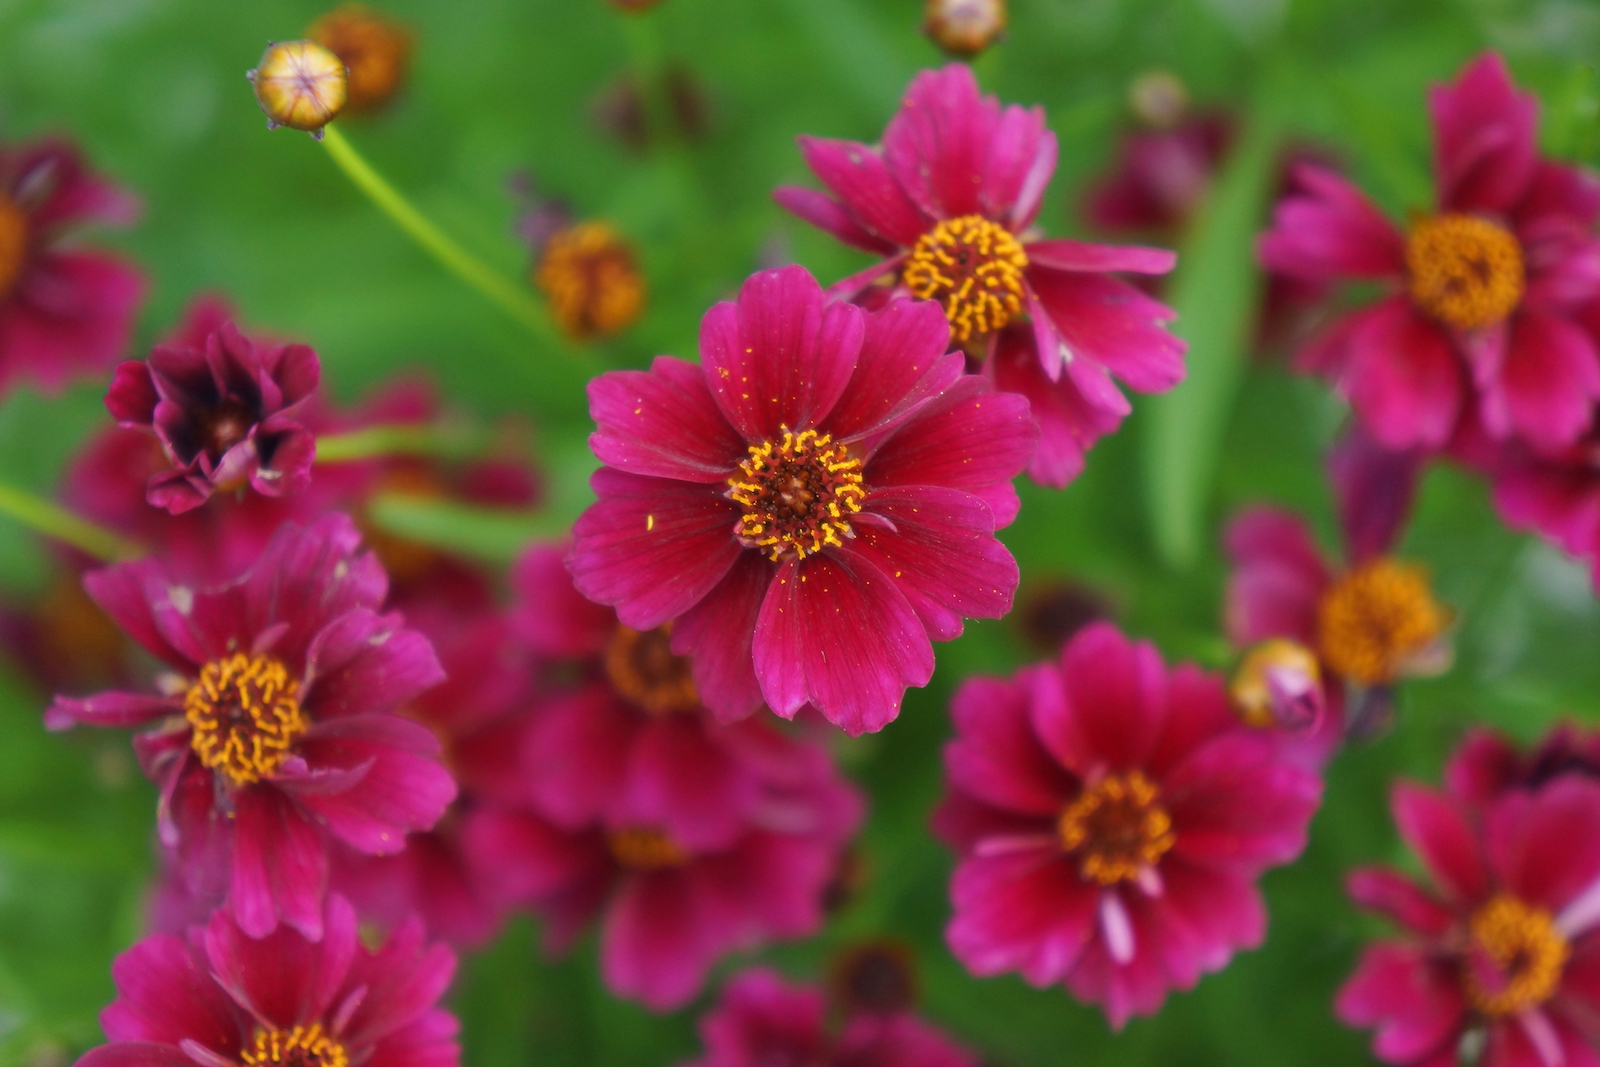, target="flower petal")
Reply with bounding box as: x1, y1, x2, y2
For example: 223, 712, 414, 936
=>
1344, 297, 1465, 450
1029, 269, 1185, 395
772, 184, 900, 255
1392, 782, 1488, 902
671, 553, 770, 722
823, 298, 962, 444
102, 935, 240, 1049
293, 715, 457, 855
1024, 239, 1177, 276
1335, 943, 1466, 1064
1431, 52, 1539, 216
945, 669, 1075, 816
792, 136, 930, 248
1477, 310, 1600, 453
229, 786, 328, 940
1346, 866, 1455, 937
882, 64, 999, 221
1258, 163, 1406, 280
1031, 622, 1167, 776
588, 356, 747, 483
